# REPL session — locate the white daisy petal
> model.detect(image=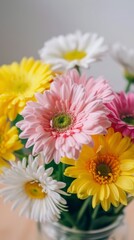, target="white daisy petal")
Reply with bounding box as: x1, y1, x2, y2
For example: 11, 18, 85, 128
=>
112, 43, 134, 76
0, 155, 67, 223
39, 31, 107, 71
